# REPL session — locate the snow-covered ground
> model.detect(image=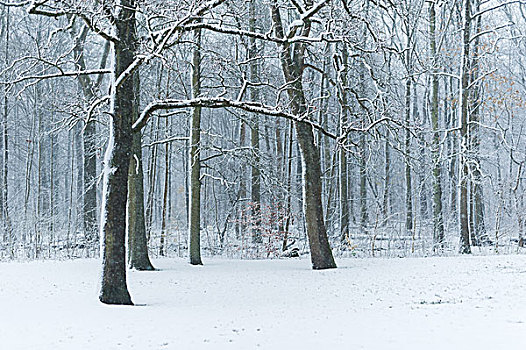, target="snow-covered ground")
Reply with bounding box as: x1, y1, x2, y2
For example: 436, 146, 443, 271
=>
1, 255, 526, 349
